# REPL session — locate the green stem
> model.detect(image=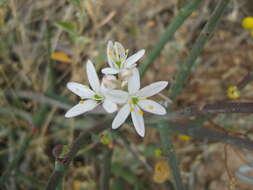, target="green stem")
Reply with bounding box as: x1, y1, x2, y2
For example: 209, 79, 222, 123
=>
99, 148, 113, 190
170, 0, 229, 99
55, 162, 65, 190
139, 0, 203, 77
159, 122, 184, 190
44, 120, 110, 190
